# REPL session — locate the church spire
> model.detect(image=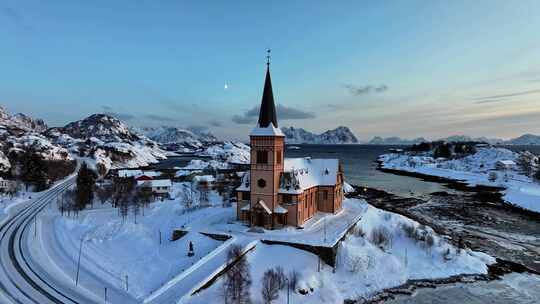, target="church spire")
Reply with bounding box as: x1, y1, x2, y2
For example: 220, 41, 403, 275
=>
257, 49, 278, 128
